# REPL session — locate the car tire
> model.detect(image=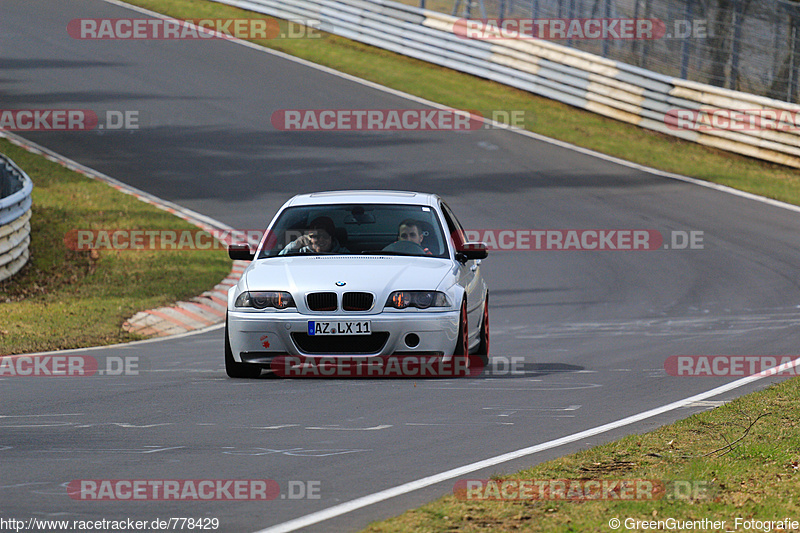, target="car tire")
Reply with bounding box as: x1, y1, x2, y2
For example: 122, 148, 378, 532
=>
453, 299, 470, 369
225, 317, 262, 379
476, 292, 489, 364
